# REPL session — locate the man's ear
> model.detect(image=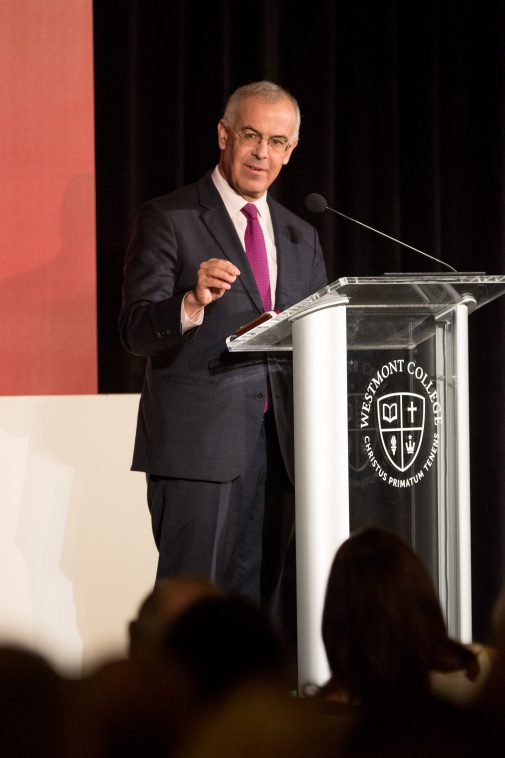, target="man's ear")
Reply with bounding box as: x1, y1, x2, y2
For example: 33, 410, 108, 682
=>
217, 120, 229, 150
282, 139, 298, 166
